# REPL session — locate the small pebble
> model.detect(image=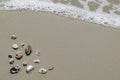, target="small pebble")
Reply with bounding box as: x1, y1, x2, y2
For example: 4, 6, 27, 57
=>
12, 44, 19, 50
15, 51, 23, 60
9, 58, 14, 64
25, 45, 32, 56
48, 66, 54, 71
34, 59, 40, 63
26, 65, 34, 73
9, 65, 20, 74
8, 54, 13, 58
35, 50, 40, 56
11, 35, 17, 40
22, 61, 27, 66
38, 68, 47, 74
